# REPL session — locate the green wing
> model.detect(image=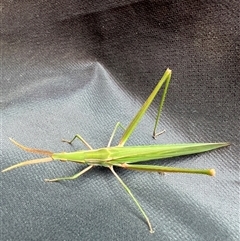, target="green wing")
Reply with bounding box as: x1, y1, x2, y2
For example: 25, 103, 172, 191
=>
108, 142, 229, 164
